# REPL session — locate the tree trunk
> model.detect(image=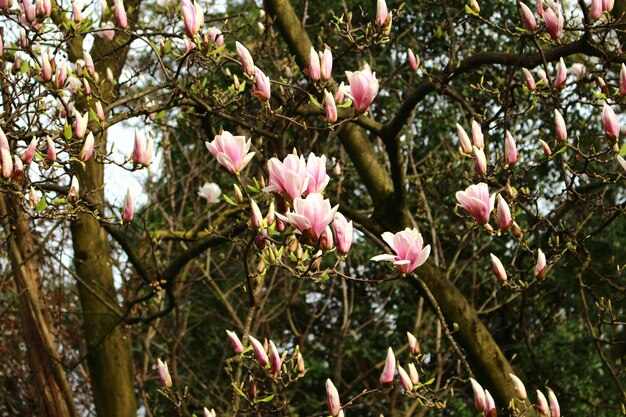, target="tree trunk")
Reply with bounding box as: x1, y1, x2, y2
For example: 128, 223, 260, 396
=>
0, 194, 78, 417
